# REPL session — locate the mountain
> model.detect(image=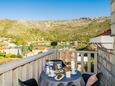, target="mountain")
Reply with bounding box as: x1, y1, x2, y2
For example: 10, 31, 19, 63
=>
0, 16, 110, 46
